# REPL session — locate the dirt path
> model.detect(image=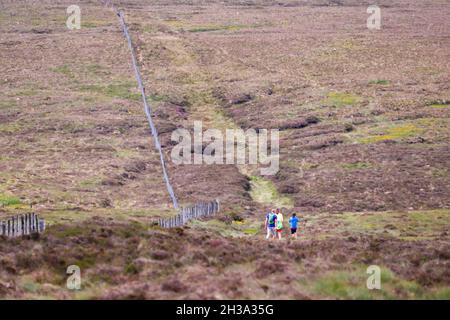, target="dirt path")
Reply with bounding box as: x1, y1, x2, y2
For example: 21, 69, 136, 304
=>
134, 19, 294, 215
118, 11, 289, 234
1, 1, 449, 300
